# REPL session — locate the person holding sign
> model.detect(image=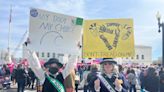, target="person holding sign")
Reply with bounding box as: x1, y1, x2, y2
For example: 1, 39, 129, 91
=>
91, 58, 123, 92
42, 58, 65, 92
26, 50, 77, 92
